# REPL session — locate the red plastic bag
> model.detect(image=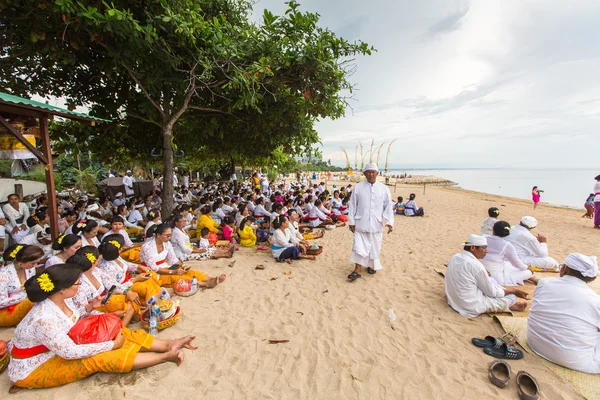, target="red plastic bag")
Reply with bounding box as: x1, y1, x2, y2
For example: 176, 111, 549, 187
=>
208, 232, 218, 246
68, 314, 123, 345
